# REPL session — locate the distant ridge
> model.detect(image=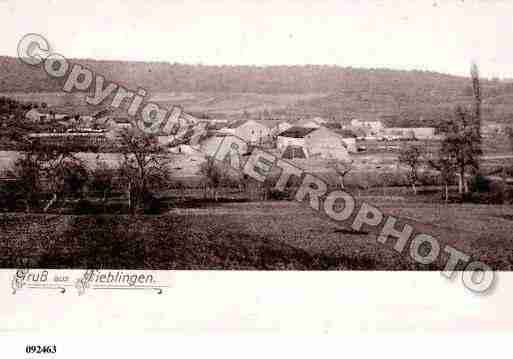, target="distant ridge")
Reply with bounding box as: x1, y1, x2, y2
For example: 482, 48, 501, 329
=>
2, 56, 513, 125
0, 55, 470, 93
